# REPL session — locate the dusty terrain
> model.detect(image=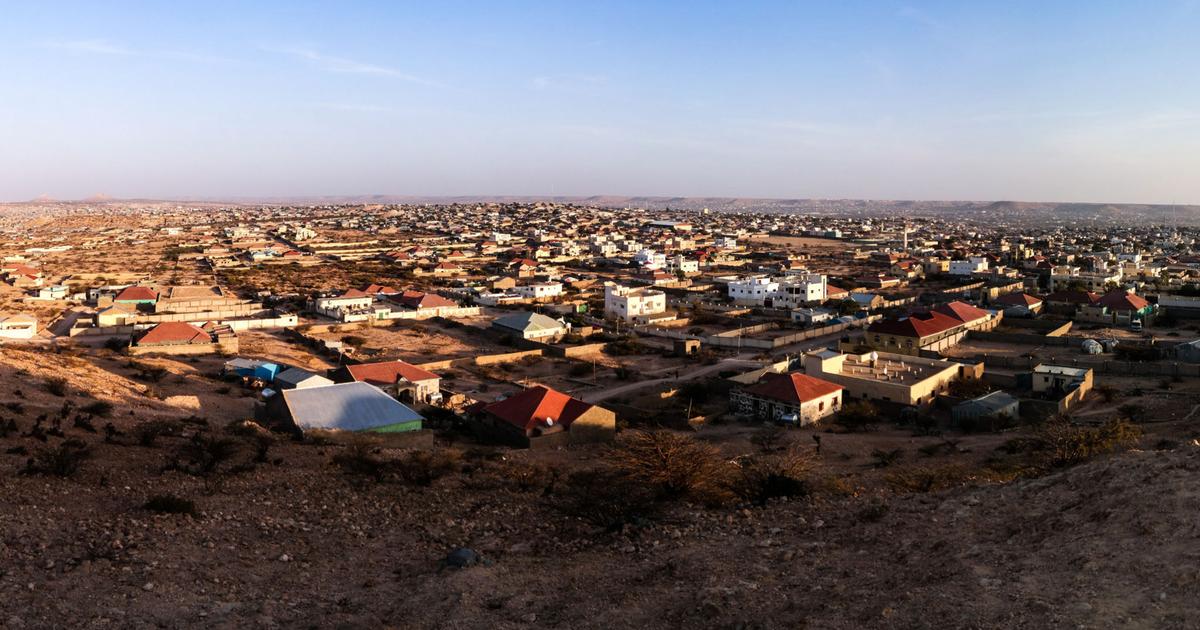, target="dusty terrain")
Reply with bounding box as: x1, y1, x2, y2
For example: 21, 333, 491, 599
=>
0, 339, 1197, 629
